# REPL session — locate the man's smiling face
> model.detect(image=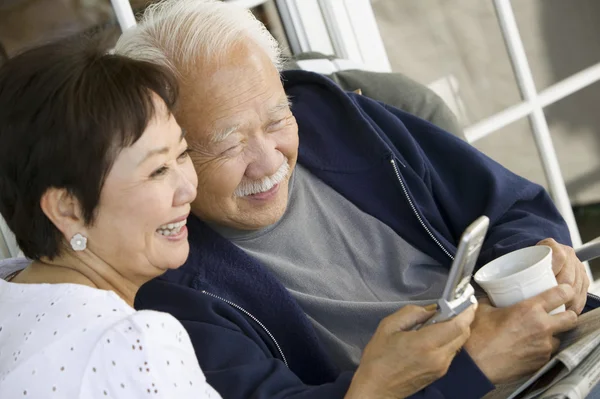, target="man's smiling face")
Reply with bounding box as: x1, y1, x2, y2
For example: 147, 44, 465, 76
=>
176, 42, 299, 230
